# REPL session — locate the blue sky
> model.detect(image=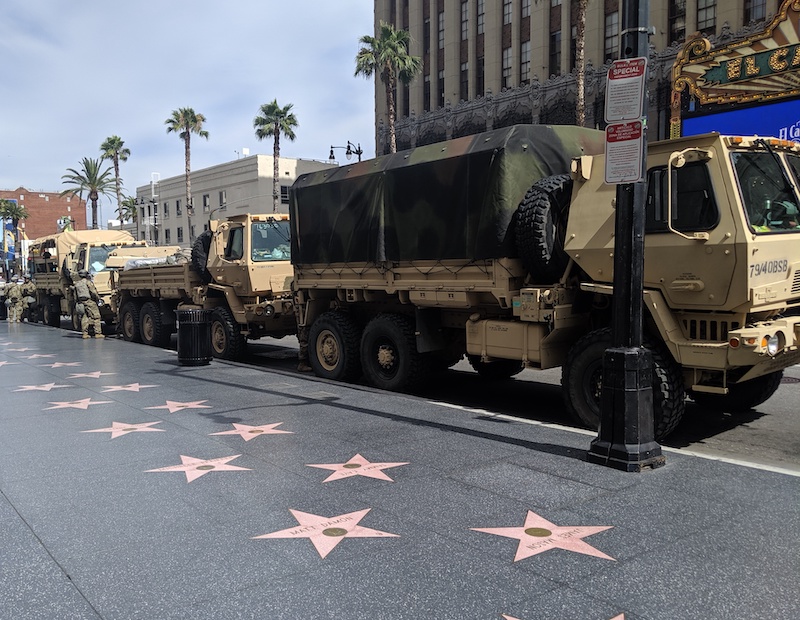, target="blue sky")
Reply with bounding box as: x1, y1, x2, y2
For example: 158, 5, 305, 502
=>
0, 0, 375, 217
